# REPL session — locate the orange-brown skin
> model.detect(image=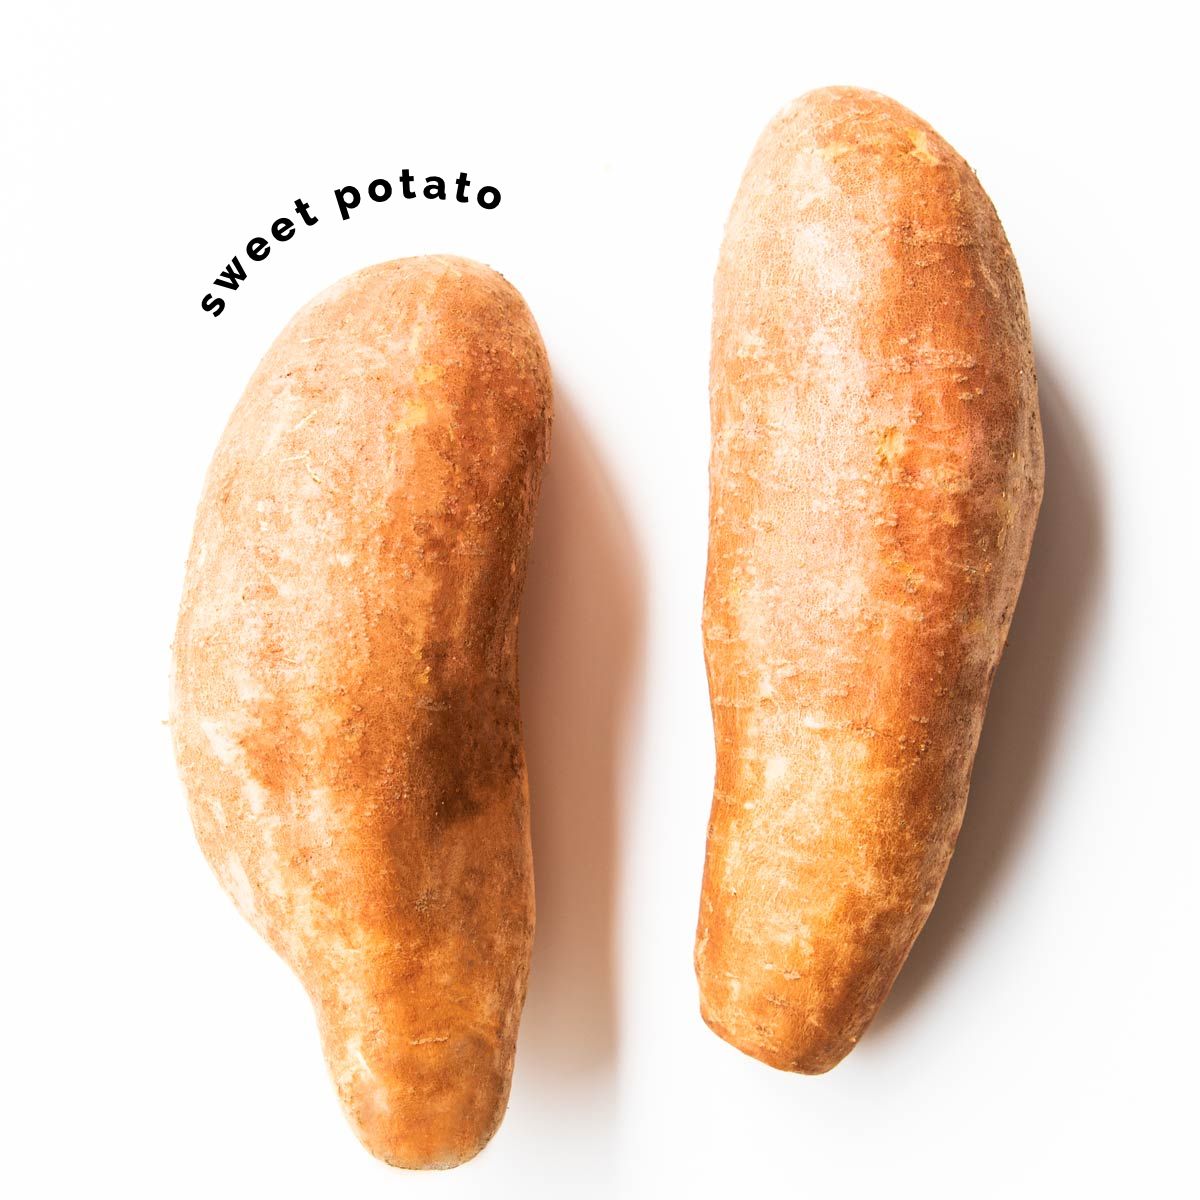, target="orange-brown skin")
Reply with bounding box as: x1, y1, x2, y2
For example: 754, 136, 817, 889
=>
696, 88, 1043, 1073
172, 256, 551, 1166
